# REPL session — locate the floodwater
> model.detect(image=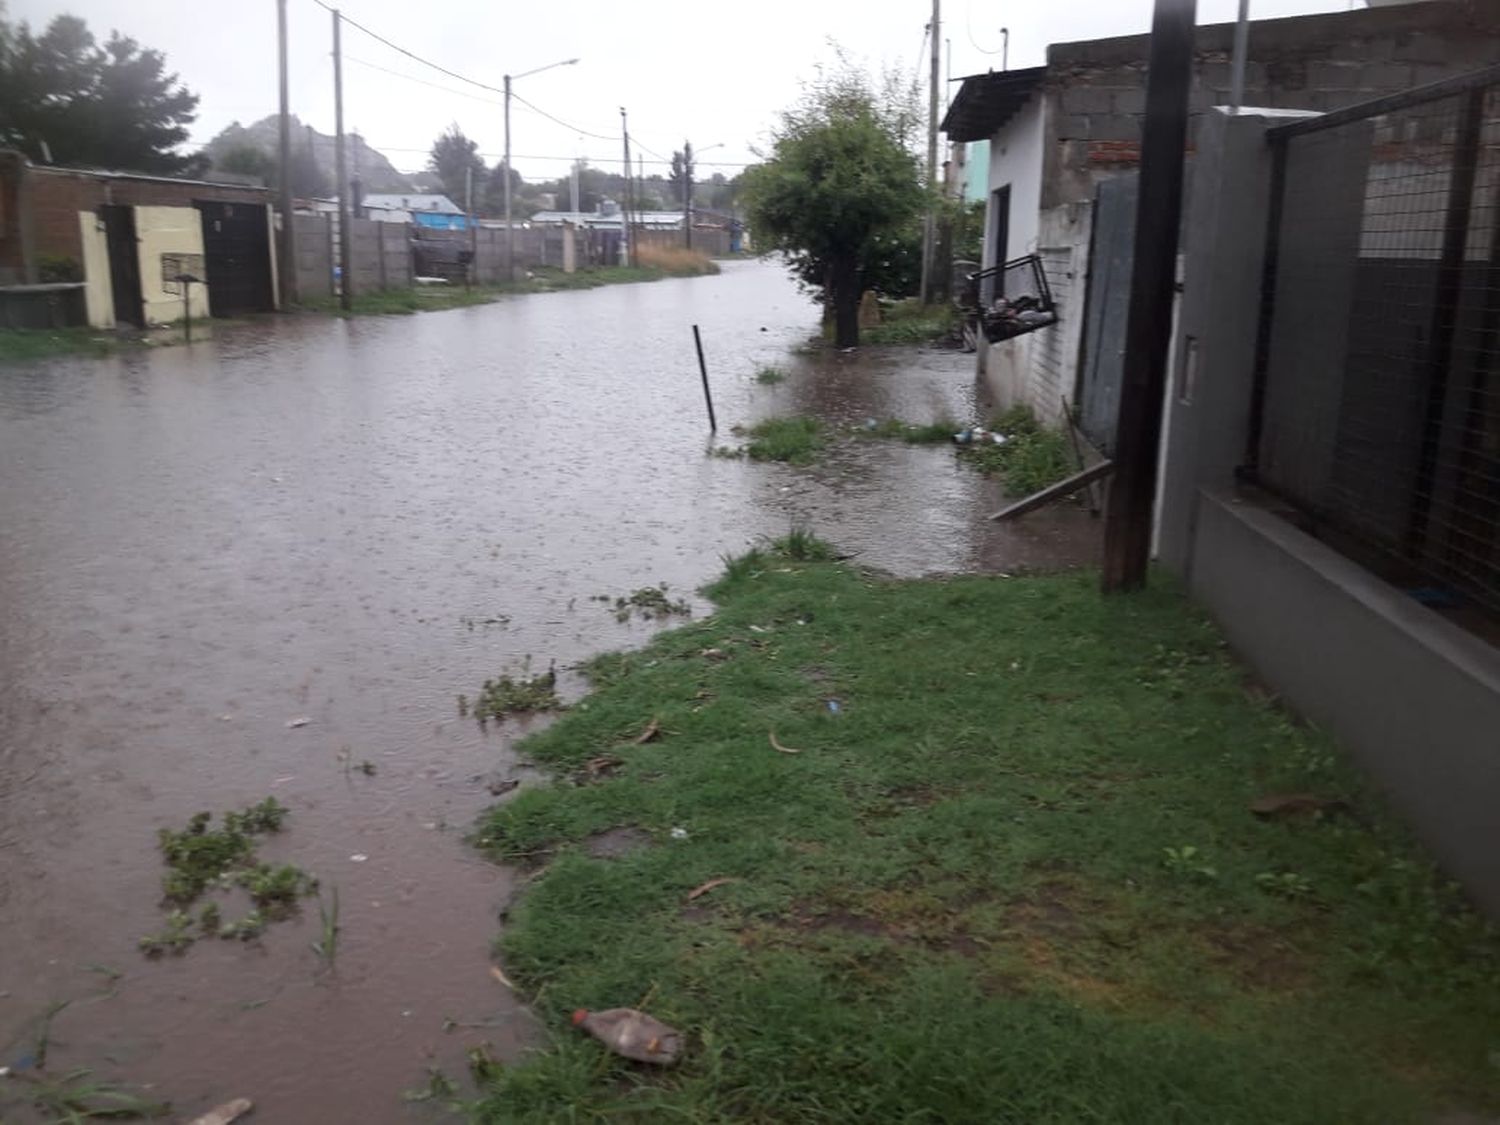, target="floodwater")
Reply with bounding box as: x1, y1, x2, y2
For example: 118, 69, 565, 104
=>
0, 260, 1097, 1120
